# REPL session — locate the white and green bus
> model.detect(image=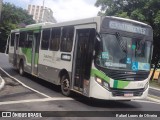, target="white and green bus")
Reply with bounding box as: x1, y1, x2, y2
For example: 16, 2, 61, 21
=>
8, 16, 153, 100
